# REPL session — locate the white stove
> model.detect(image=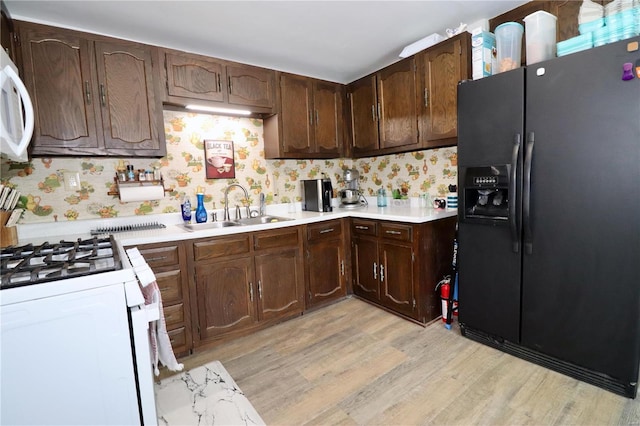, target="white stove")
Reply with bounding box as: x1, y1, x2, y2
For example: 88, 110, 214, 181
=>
0, 235, 158, 425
